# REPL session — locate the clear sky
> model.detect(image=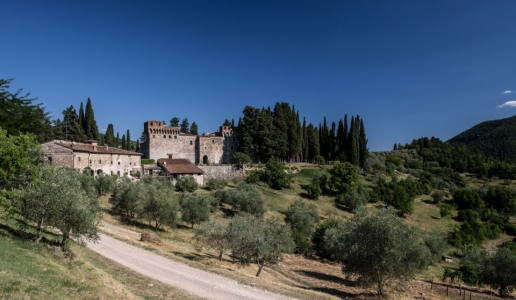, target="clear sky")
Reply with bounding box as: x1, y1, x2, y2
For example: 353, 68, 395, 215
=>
2, 0, 516, 151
